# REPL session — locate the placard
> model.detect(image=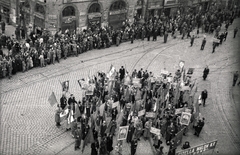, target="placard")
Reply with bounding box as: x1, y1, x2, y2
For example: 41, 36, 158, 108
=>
112, 101, 119, 109
176, 140, 218, 155
175, 108, 184, 115
132, 78, 142, 87
179, 112, 192, 126
138, 109, 145, 117
161, 69, 169, 75
145, 112, 156, 118
117, 126, 129, 140
150, 127, 161, 136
